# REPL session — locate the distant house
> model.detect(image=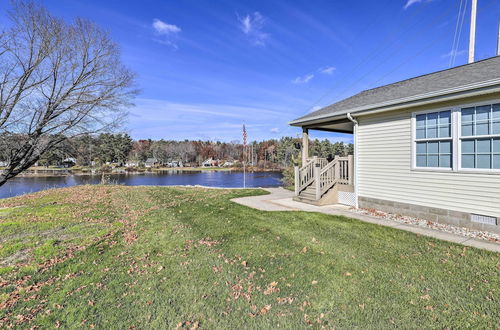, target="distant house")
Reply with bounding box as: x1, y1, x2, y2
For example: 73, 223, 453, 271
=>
290, 56, 500, 234
144, 158, 159, 168
202, 158, 216, 167
0, 161, 8, 167
222, 161, 234, 167
167, 161, 183, 167
125, 161, 139, 167
61, 158, 76, 168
